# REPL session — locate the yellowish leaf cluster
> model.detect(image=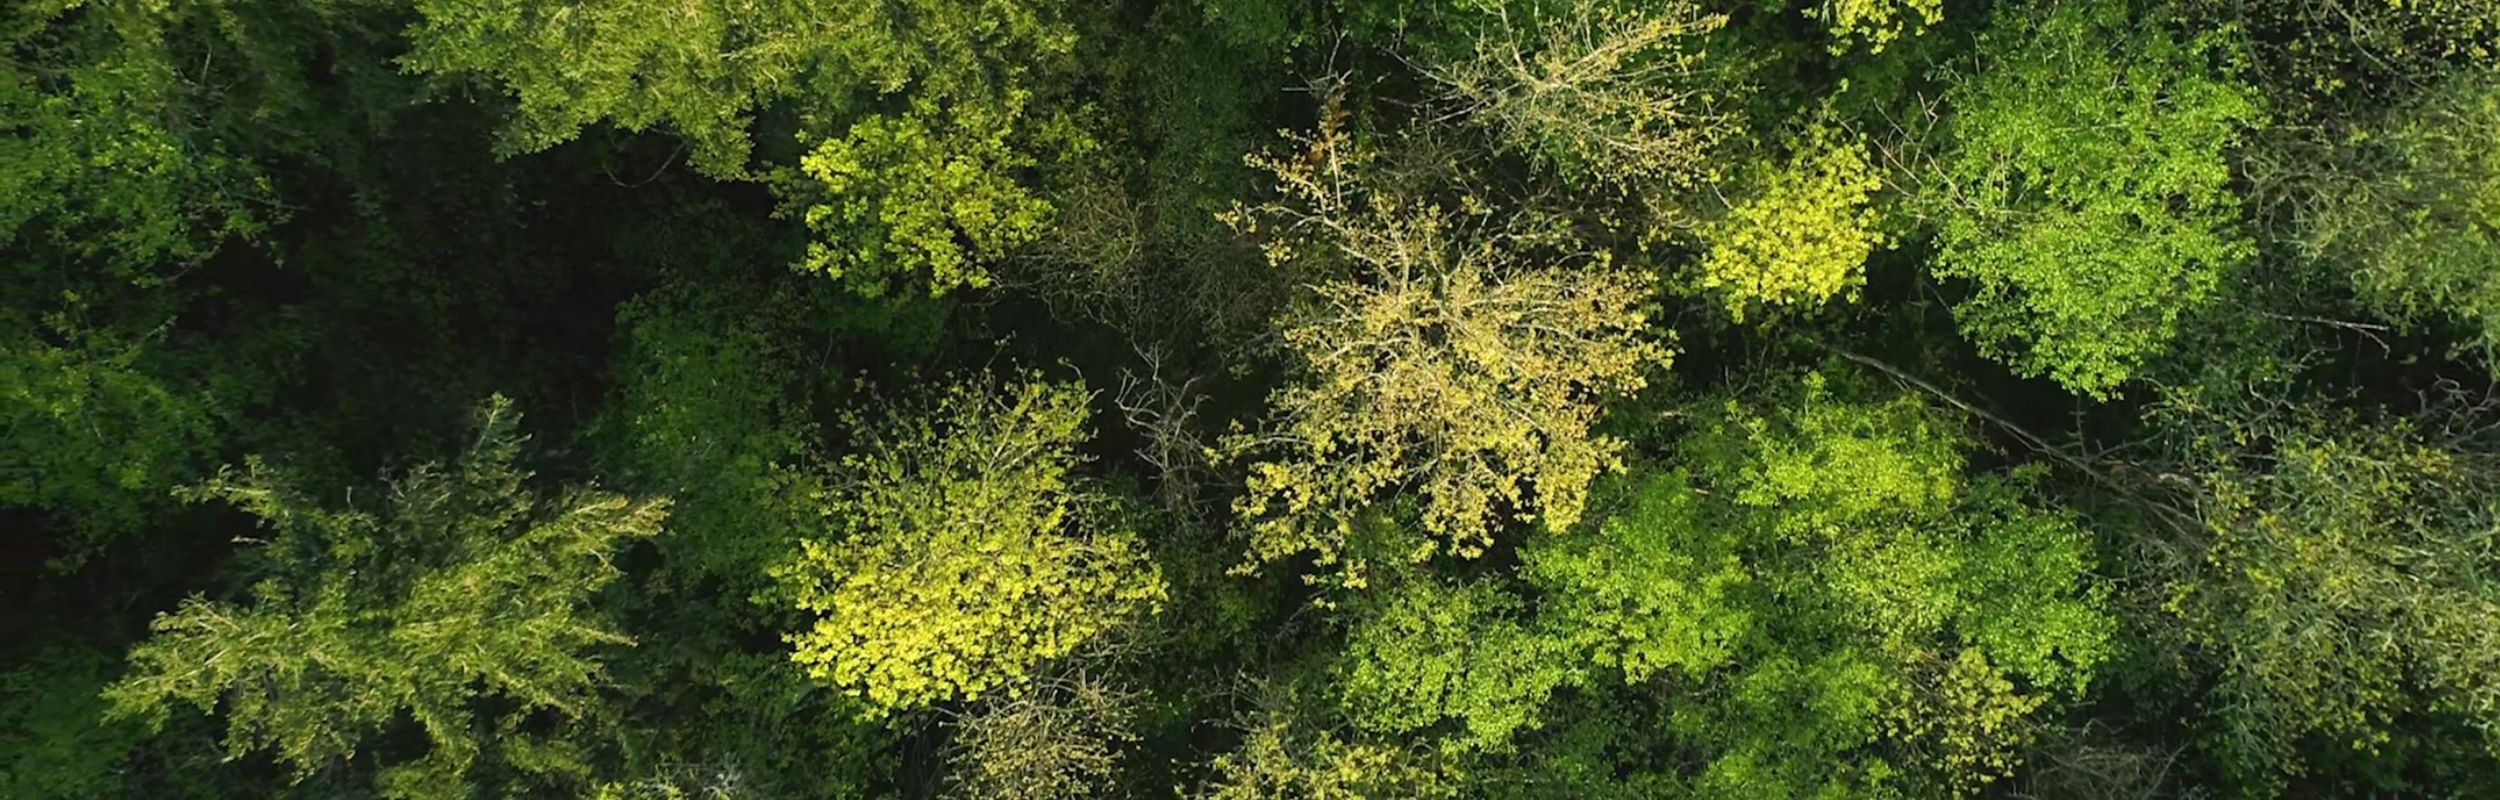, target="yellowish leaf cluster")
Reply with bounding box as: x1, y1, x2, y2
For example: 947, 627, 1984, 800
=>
1425, 0, 1736, 187
1696, 130, 1889, 322
1811, 0, 1944, 54
1224, 113, 1668, 582
775, 378, 1164, 713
